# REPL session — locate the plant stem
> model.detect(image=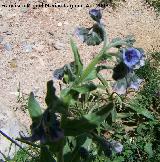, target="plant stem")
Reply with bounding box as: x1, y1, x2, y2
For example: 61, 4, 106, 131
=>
57, 147, 64, 162
56, 139, 65, 162
0, 130, 34, 158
